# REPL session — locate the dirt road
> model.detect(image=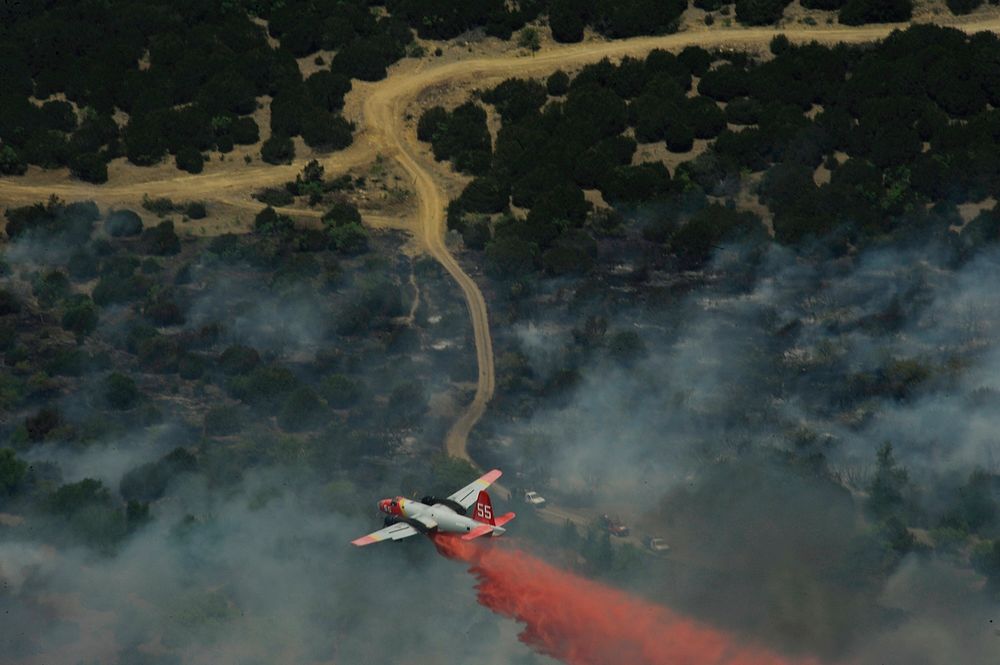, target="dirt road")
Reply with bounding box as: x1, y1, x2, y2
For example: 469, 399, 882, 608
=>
3, 18, 1000, 469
